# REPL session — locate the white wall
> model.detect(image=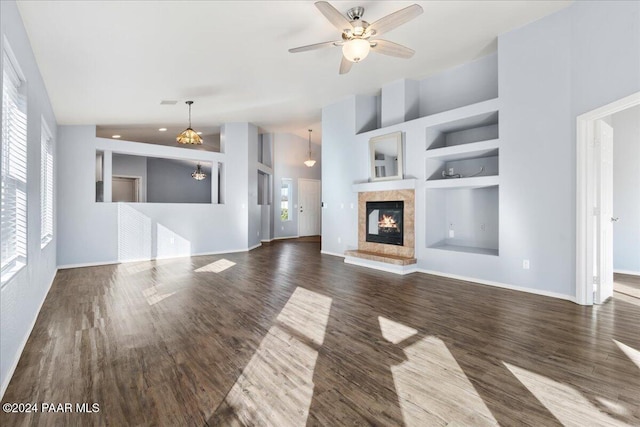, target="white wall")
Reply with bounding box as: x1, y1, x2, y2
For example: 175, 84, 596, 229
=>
321, 1, 640, 300
272, 133, 322, 239
612, 105, 640, 274
57, 125, 256, 266
419, 53, 498, 117
0, 0, 58, 397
